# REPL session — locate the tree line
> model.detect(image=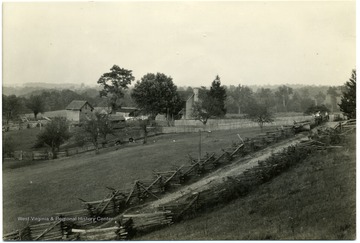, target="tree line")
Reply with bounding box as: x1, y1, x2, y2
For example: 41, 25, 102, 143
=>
2, 66, 350, 127
3, 65, 355, 159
